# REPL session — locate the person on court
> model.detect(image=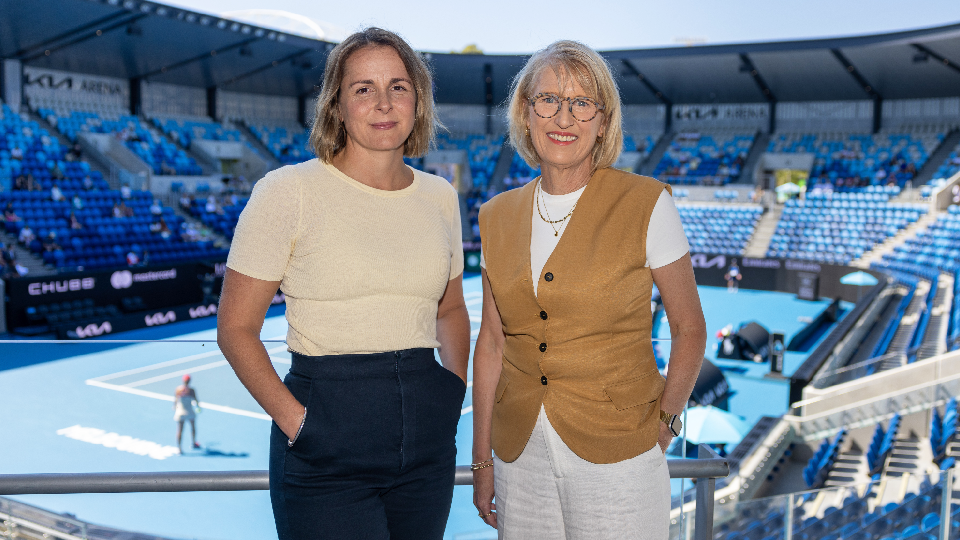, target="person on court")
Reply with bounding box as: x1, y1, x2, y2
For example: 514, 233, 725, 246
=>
472, 41, 706, 539
174, 374, 200, 453
217, 27, 469, 540
725, 258, 743, 293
